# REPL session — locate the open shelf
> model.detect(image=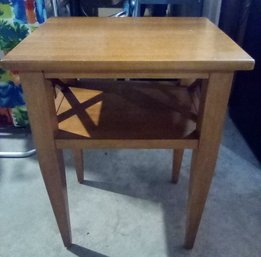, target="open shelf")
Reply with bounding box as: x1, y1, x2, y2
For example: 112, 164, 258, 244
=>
55, 80, 198, 149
